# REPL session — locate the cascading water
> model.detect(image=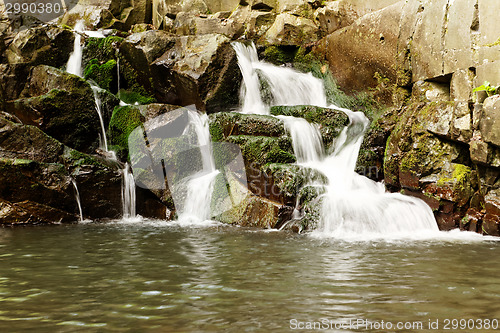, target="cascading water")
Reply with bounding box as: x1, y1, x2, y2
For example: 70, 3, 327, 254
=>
66, 21, 84, 76
71, 178, 84, 222
233, 42, 439, 237
178, 111, 220, 222
233, 42, 327, 114
122, 163, 137, 219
